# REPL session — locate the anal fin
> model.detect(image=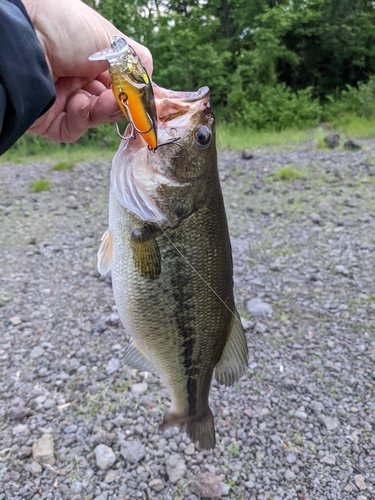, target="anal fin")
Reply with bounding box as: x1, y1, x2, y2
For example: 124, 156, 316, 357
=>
214, 309, 248, 387
130, 226, 161, 279
97, 229, 112, 276
123, 340, 158, 375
